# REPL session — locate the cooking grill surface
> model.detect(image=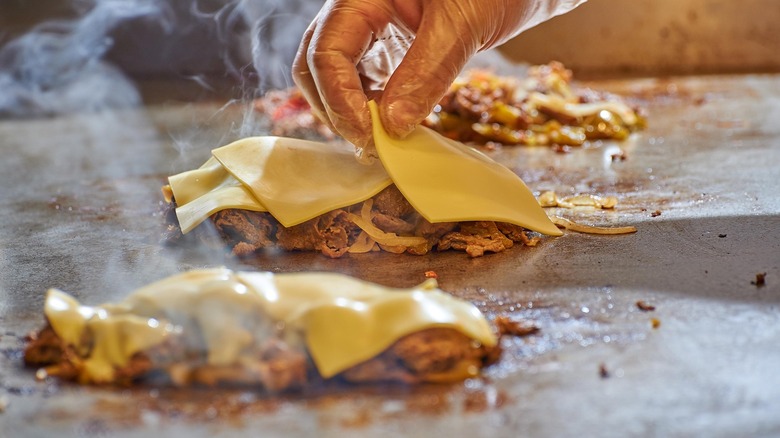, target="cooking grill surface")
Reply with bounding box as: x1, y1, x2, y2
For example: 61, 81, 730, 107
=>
1, 74, 778, 437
